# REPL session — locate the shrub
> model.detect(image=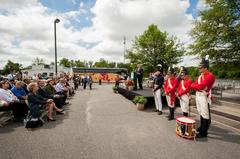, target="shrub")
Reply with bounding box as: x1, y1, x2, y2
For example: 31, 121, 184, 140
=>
112, 86, 118, 91
132, 96, 147, 105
